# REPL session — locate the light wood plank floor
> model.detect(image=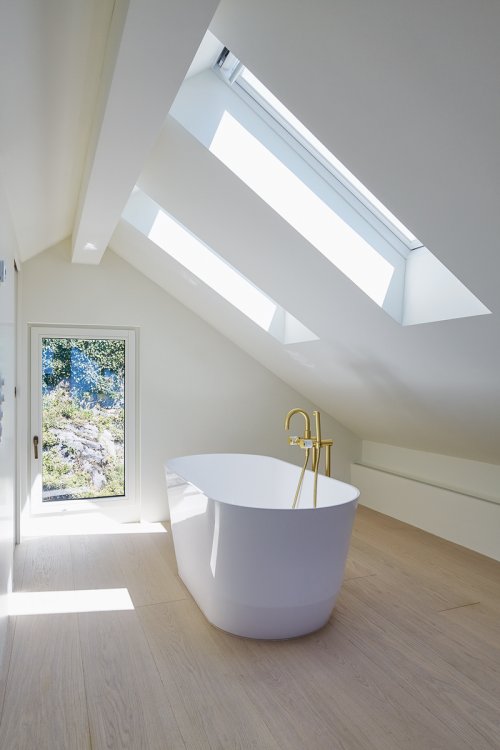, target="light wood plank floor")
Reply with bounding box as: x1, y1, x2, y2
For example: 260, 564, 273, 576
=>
0, 506, 498, 749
